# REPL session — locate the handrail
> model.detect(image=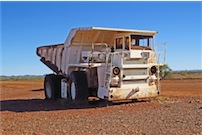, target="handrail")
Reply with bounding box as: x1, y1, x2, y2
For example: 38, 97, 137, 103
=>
154, 42, 167, 93
88, 43, 109, 67
155, 42, 167, 64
